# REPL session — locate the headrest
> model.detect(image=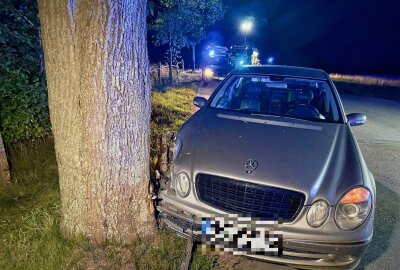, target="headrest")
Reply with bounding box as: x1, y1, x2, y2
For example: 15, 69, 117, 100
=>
297, 89, 314, 102
243, 83, 262, 97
